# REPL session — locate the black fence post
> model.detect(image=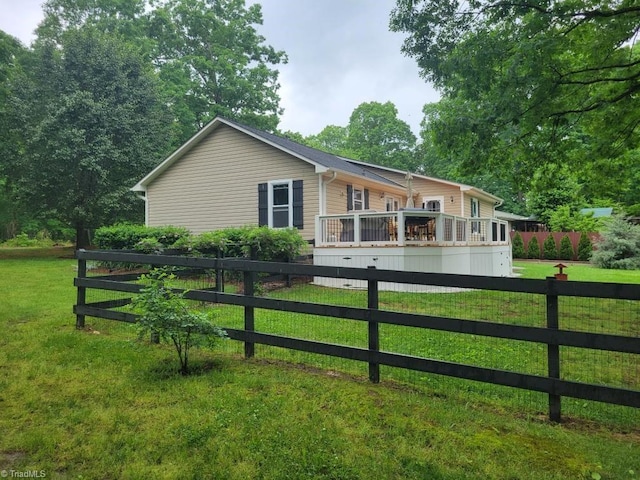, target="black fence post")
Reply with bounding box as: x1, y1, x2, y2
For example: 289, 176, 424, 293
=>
368, 266, 380, 383
75, 250, 86, 329
243, 246, 257, 358
215, 247, 224, 293
546, 276, 561, 422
